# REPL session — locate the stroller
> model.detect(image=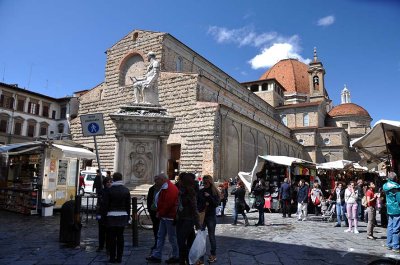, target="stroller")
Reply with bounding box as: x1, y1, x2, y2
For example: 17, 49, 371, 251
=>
321, 199, 336, 222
